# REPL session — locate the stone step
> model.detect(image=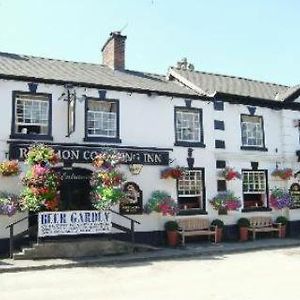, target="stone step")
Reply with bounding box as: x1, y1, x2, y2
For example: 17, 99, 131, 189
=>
13, 238, 156, 260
